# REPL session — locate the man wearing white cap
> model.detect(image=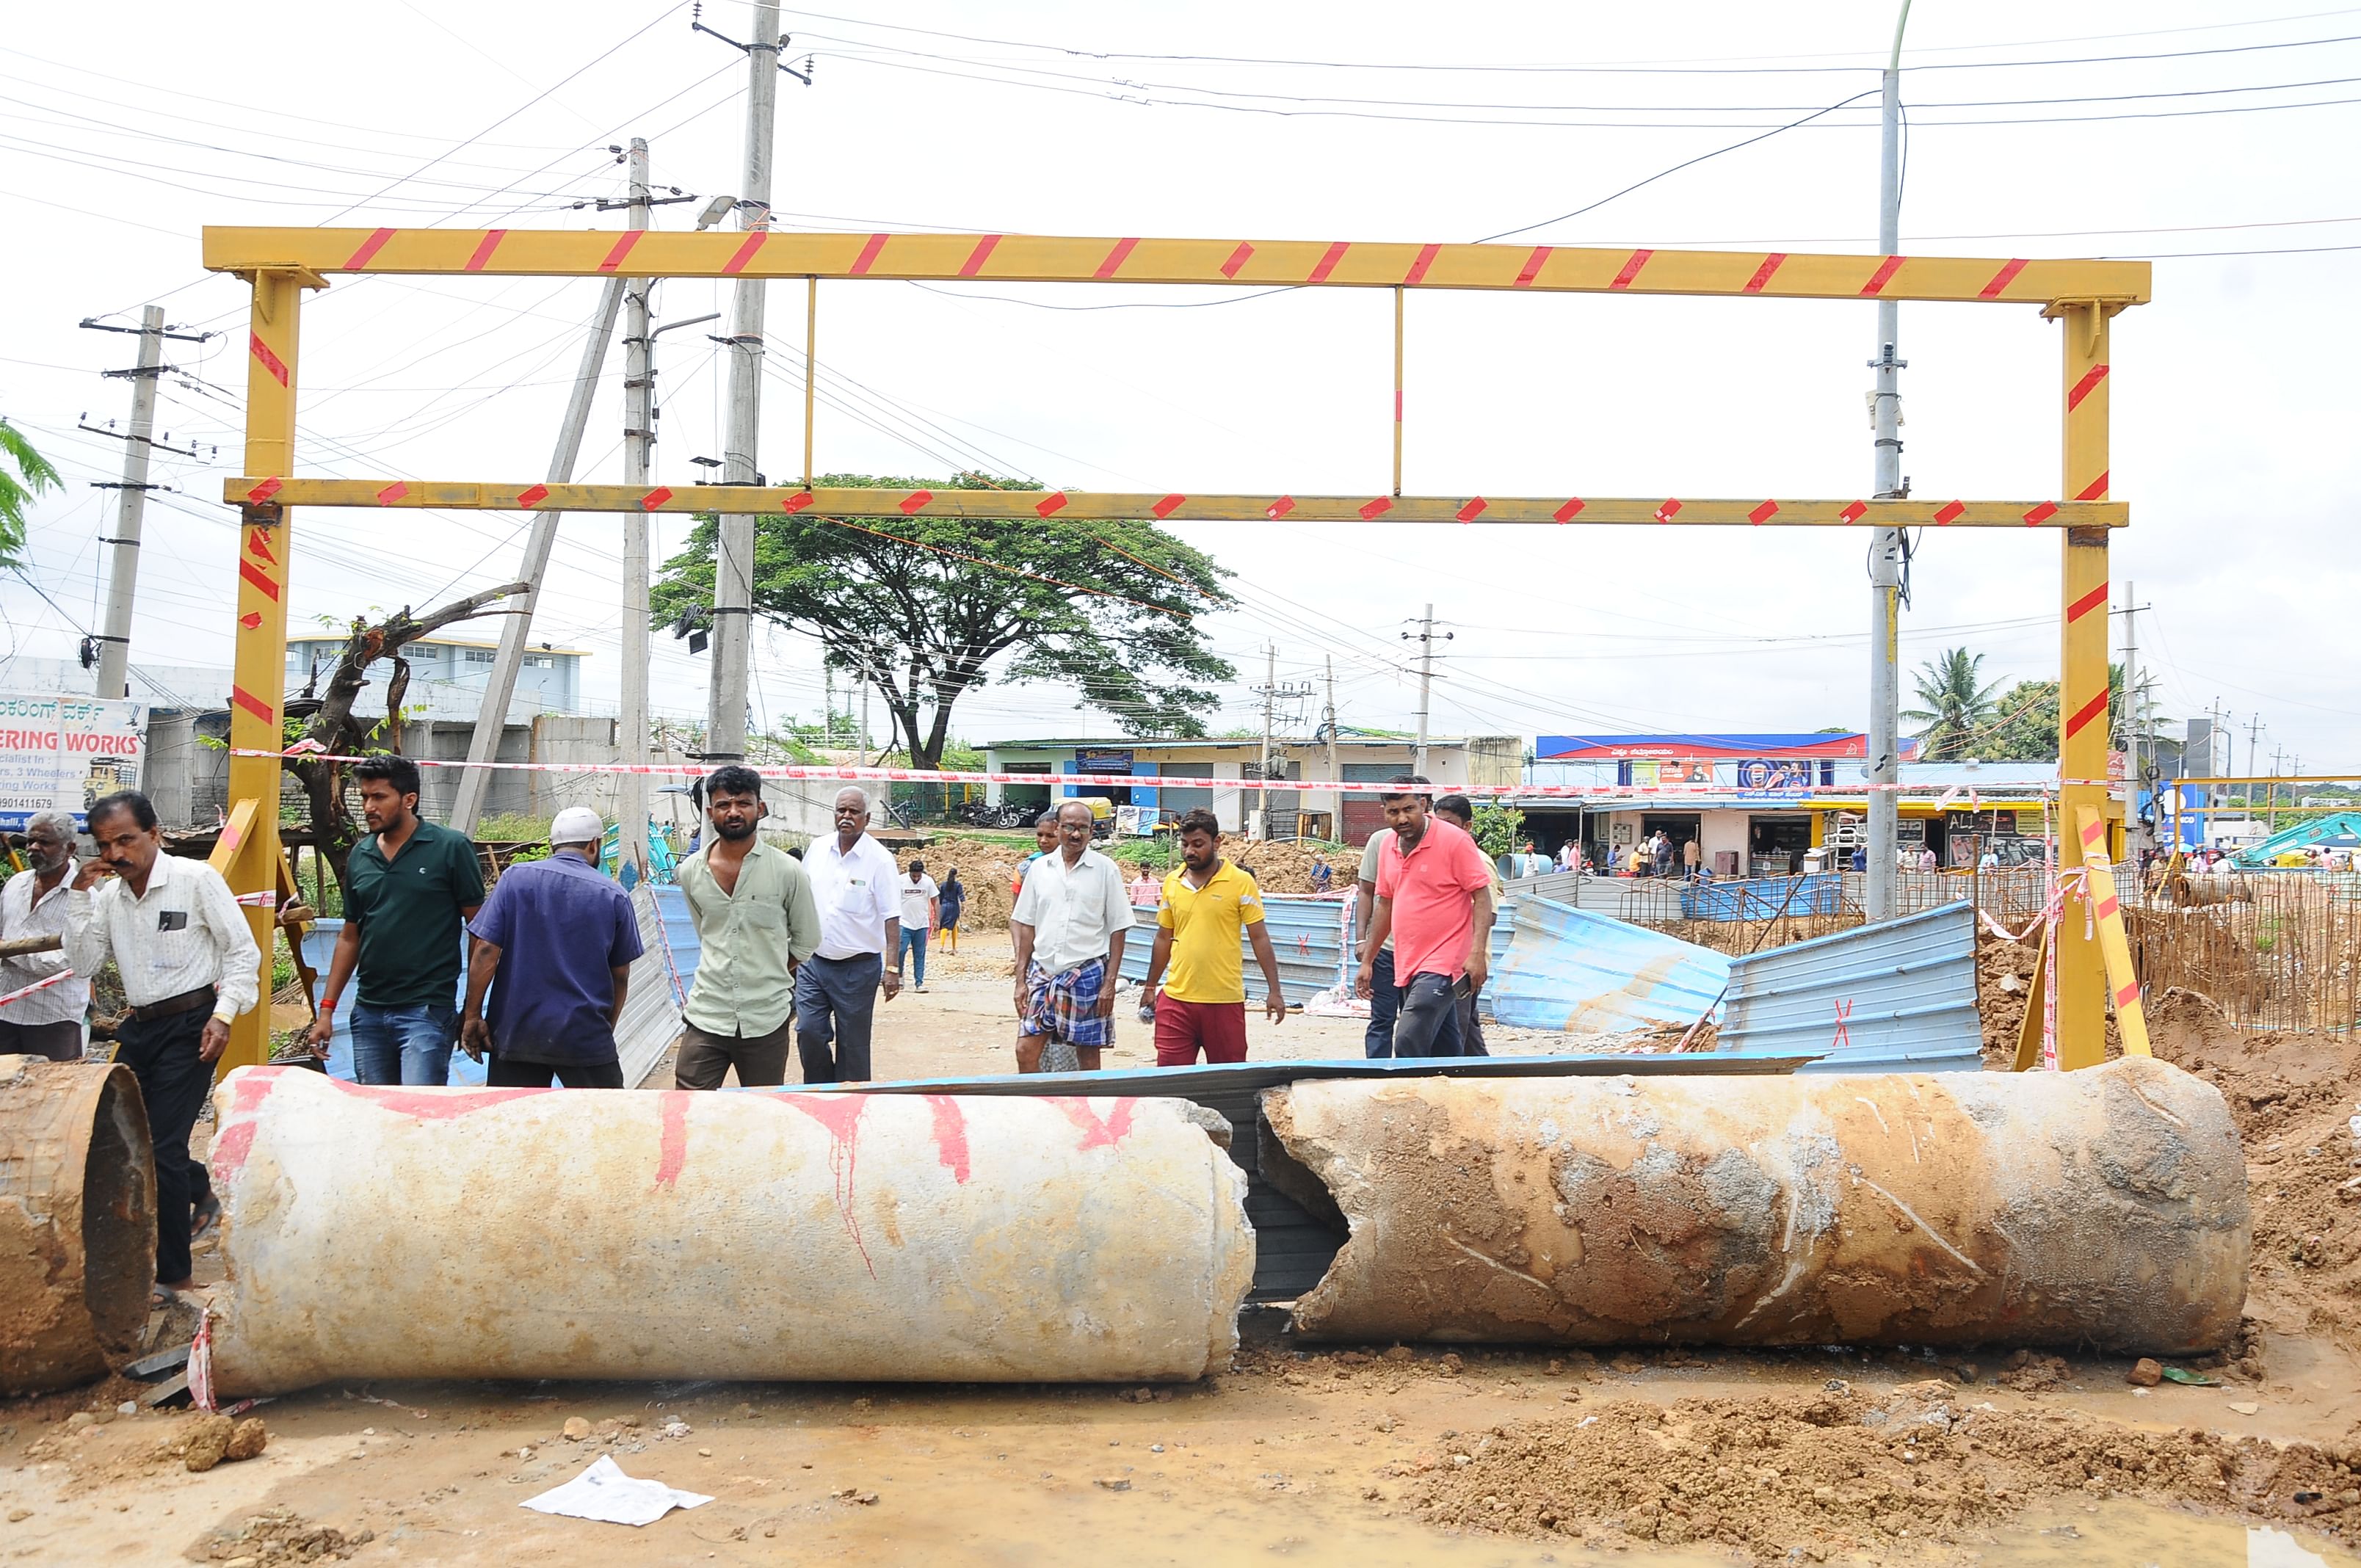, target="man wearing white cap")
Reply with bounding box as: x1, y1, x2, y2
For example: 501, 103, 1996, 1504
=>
460, 807, 644, 1088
